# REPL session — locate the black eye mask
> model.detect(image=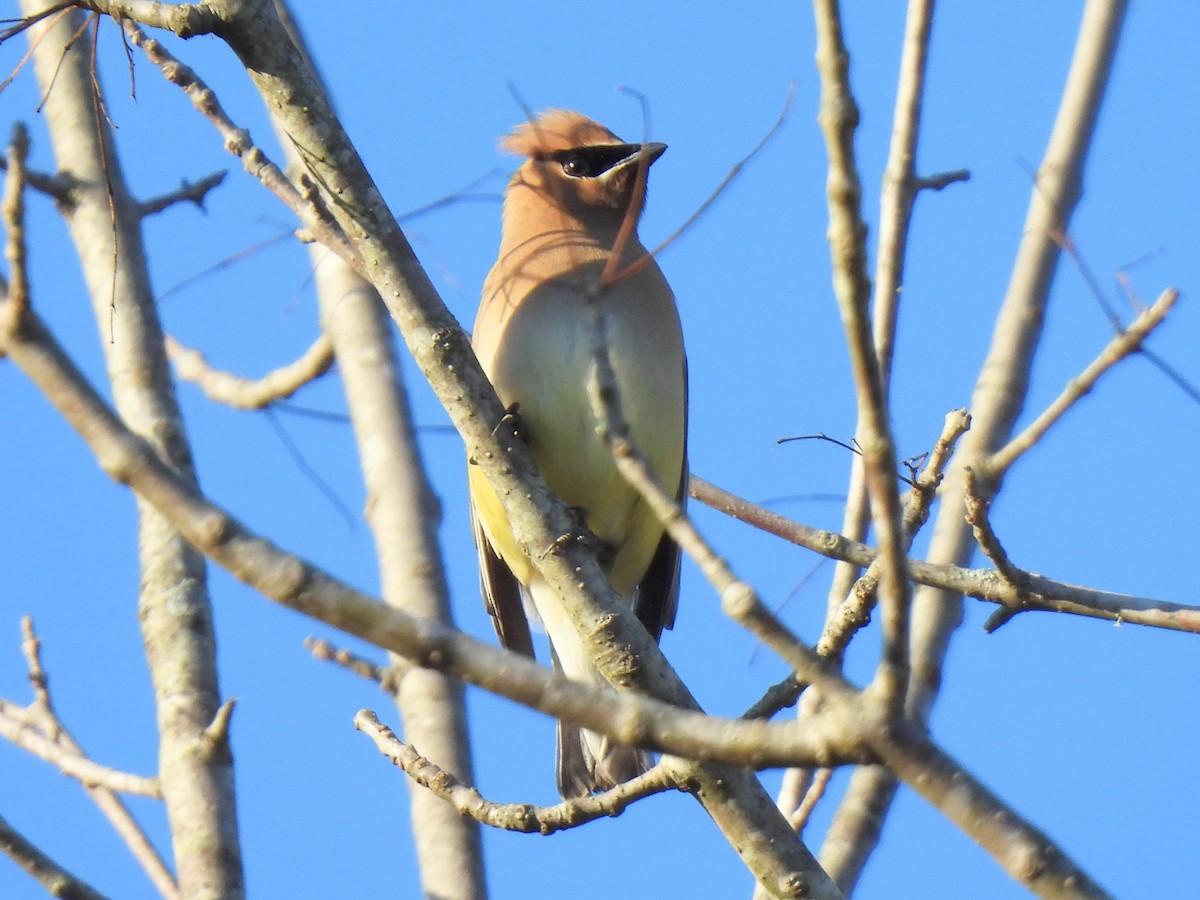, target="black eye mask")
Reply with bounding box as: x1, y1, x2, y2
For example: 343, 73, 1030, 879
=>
542, 143, 641, 178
